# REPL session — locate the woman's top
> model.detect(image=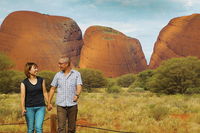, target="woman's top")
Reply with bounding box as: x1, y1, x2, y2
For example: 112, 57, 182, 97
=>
22, 76, 45, 107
